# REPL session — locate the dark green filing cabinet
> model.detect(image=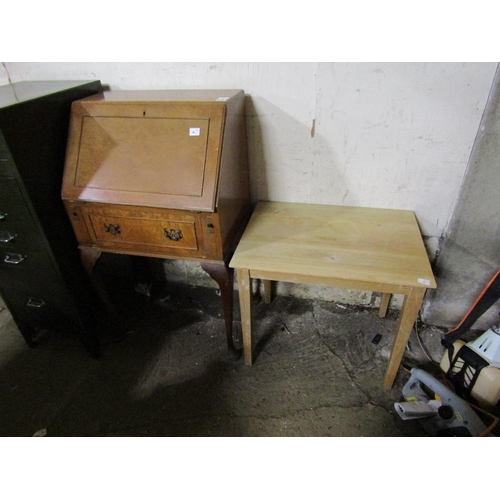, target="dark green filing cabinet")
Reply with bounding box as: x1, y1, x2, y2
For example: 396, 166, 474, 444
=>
0, 80, 103, 356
